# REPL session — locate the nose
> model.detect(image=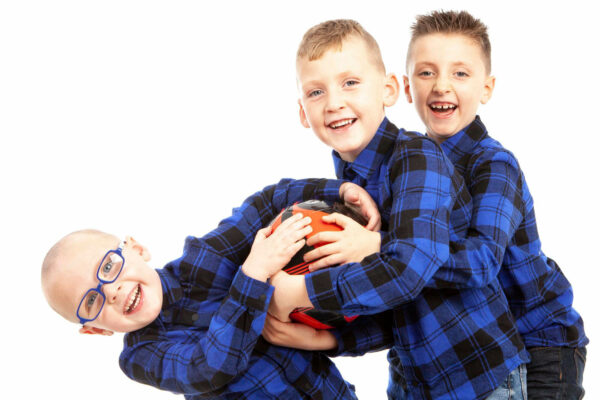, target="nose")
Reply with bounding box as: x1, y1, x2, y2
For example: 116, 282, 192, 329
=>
102, 281, 122, 304
433, 75, 451, 94
325, 88, 345, 112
